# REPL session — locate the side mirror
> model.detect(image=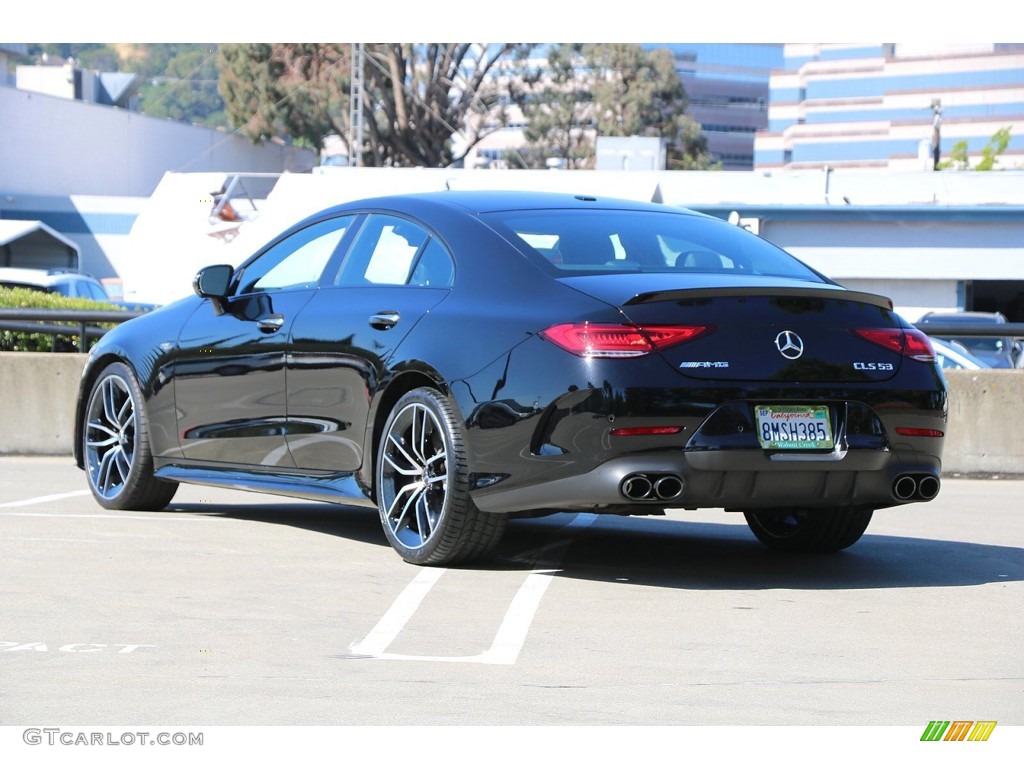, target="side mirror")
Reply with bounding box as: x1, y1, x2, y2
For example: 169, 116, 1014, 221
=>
193, 264, 234, 314
194, 264, 233, 298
